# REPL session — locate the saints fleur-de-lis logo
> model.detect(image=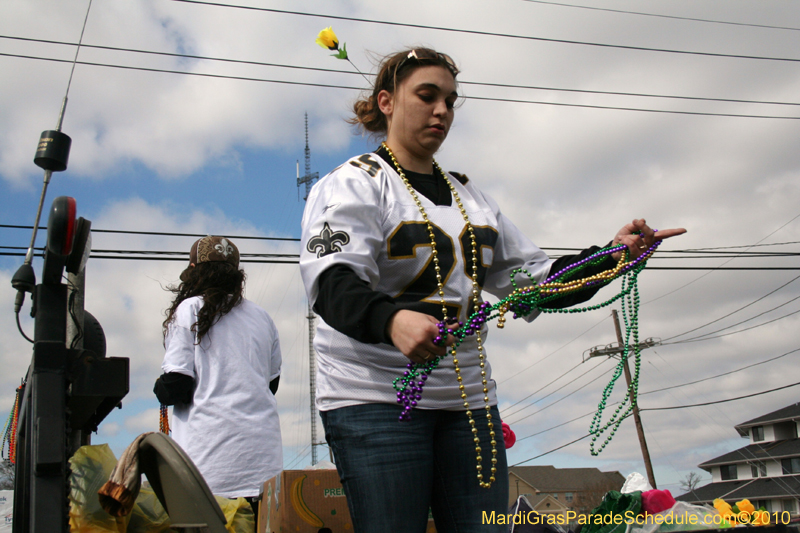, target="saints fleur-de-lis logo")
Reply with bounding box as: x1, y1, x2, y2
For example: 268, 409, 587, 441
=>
306, 223, 350, 257
215, 238, 234, 257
